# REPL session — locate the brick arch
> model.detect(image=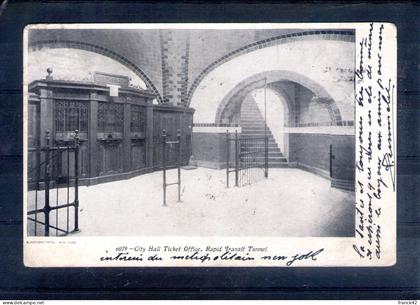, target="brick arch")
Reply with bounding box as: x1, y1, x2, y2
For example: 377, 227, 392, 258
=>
187, 30, 354, 106
218, 85, 292, 127
215, 70, 342, 125
29, 40, 163, 103
217, 82, 292, 126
